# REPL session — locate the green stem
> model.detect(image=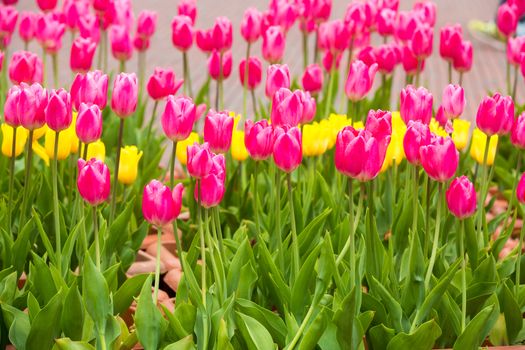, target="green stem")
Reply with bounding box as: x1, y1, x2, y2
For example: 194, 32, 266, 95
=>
243, 43, 251, 119
323, 67, 335, 118
424, 174, 431, 256
287, 302, 315, 350
506, 48, 511, 95
254, 161, 261, 240
302, 32, 309, 70
287, 173, 300, 282
517, 204, 525, 297
42, 49, 47, 87
424, 182, 443, 288
275, 170, 284, 271
219, 52, 224, 110
138, 51, 146, 104
119, 60, 126, 73
153, 225, 162, 304
110, 118, 125, 224
312, 30, 319, 63
512, 65, 519, 101
197, 181, 207, 305
460, 219, 466, 332
183, 51, 193, 97
52, 54, 58, 88
8, 126, 17, 233
52, 131, 61, 276
251, 89, 258, 120
477, 138, 490, 246
502, 153, 522, 235
21, 129, 34, 225
93, 206, 100, 270
415, 59, 422, 87
412, 166, 419, 234
213, 207, 226, 264
145, 100, 159, 147
448, 61, 452, 83
459, 73, 464, 86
